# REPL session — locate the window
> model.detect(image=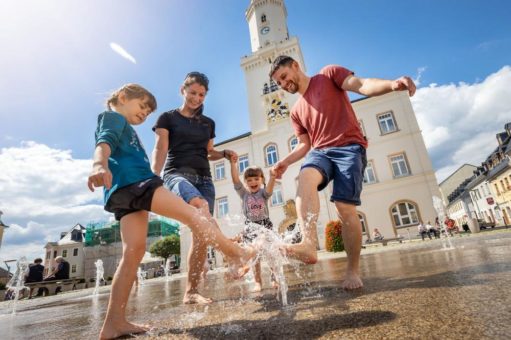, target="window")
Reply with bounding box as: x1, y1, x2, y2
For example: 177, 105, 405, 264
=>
495, 183, 501, 195
271, 185, 284, 206
377, 111, 398, 134
289, 136, 298, 151
265, 144, 279, 166
71, 264, 76, 273
391, 201, 419, 228
390, 154, 410, 177
261, 14, 266, 23
363, 161, 377, 184
46, 251, 50, 260
238, 154, 249, 173
62, 249, 67, 257
216, 197, 229, 218
214, 162, 225, 180
53, 250, 57, 258
358, 212, 367, 234
73, 248, 78, 256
